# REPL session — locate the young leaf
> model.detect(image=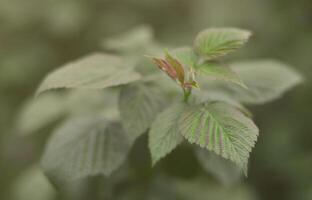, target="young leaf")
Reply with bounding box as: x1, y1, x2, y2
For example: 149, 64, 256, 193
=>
164, 50, 185, 84
41, 116, 131, 181
149, 50, 199, 90
178, 102, 259, 175
151, 57, 180, 81
228, 60, 304, 104
195, 148, 242, 186
149, 103, 185, 165
194, 28, 252, 60
36, 53, 141, 96
119, 83, 165, 142
196, 62, 246, 88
